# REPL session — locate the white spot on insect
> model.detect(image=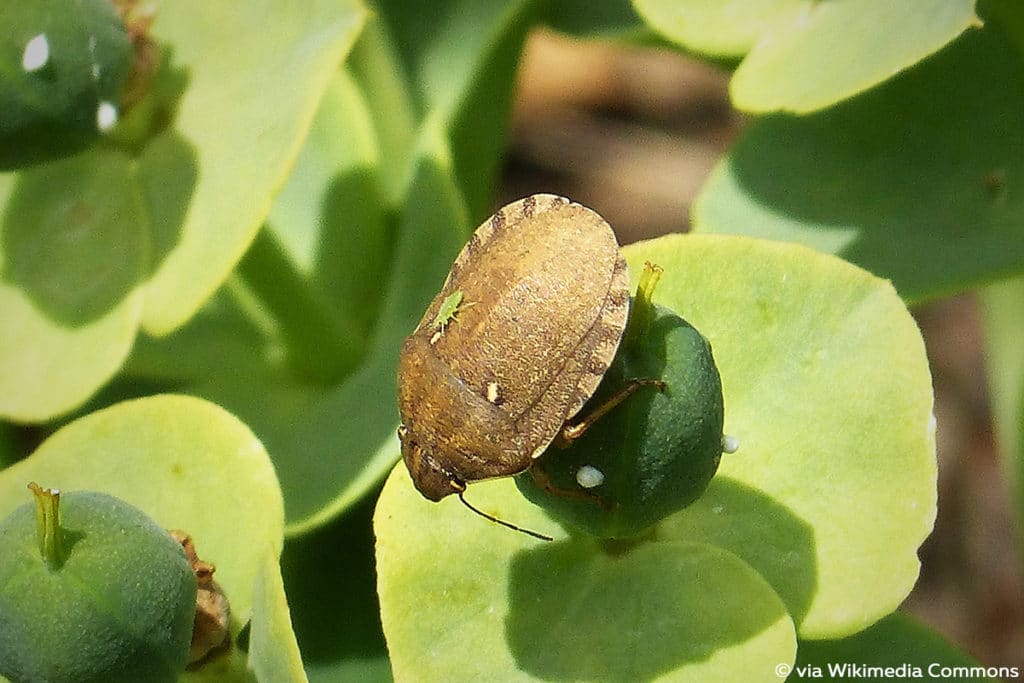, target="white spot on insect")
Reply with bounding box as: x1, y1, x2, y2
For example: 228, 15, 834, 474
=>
96, 101, 118, 131
722, 434, 740, 454
22, 34, 49, 72
927, 413, 937, 440
429, 330, 442, 345
487, 382, 500, 404
576, 465, 604, 489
